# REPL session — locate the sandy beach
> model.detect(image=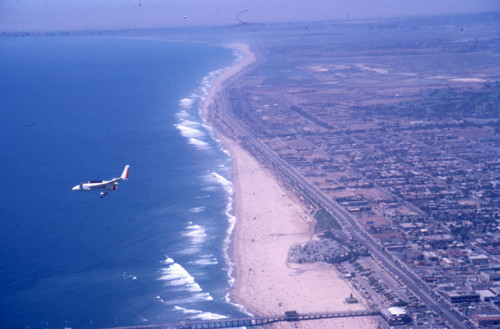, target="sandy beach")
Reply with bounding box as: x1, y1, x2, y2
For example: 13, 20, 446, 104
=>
203, 43, 378, 329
